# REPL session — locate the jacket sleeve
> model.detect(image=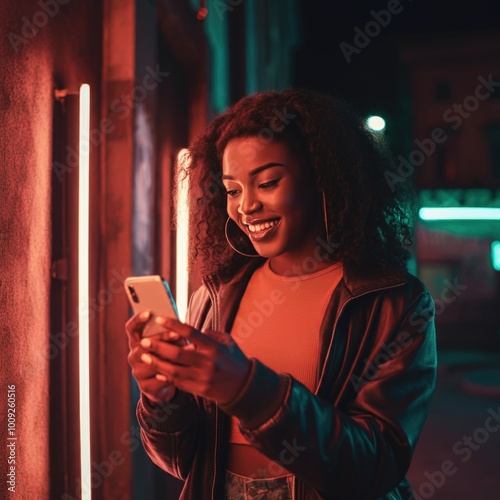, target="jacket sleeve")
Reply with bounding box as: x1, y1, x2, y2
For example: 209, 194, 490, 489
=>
135, 286, 209, 480
219, 289, 437, 498
136, 391, 201, 480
